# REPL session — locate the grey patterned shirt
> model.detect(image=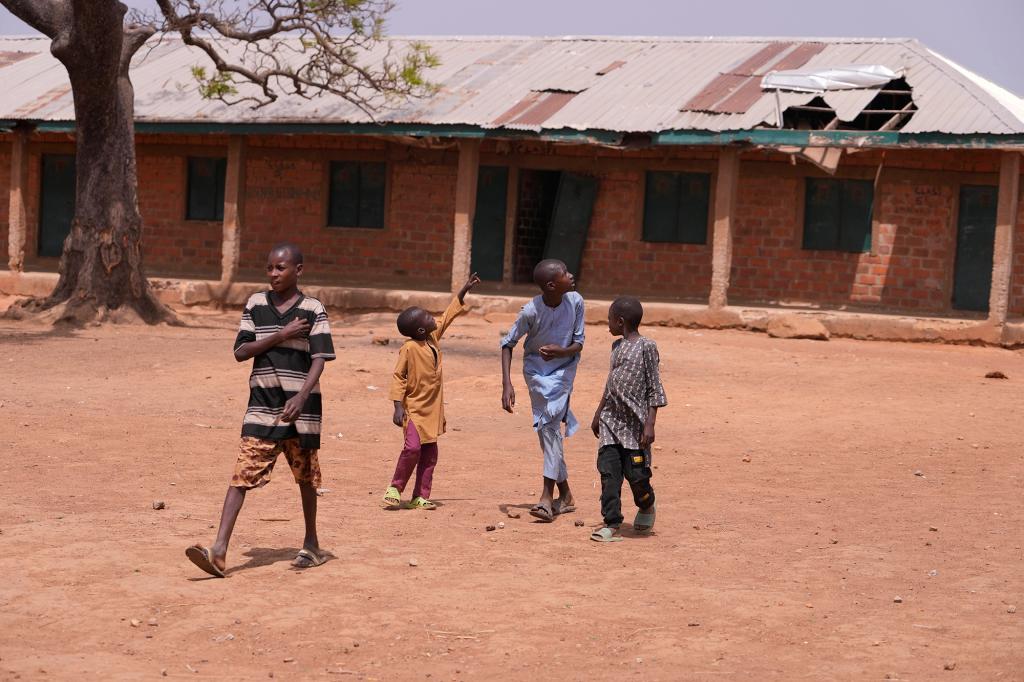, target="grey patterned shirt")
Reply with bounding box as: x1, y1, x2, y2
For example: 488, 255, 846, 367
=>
598, 335, 668, 449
